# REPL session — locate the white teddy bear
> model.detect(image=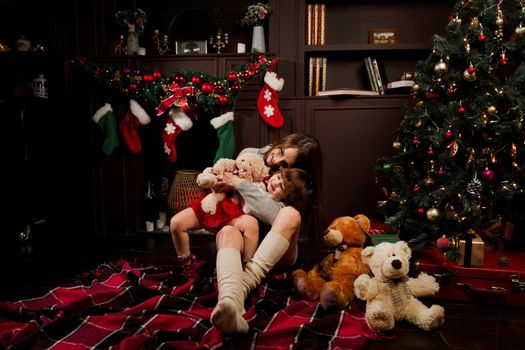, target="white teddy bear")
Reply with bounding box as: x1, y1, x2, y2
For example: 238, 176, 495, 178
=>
196, 153, 269, 214
354, 240, 445, 332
